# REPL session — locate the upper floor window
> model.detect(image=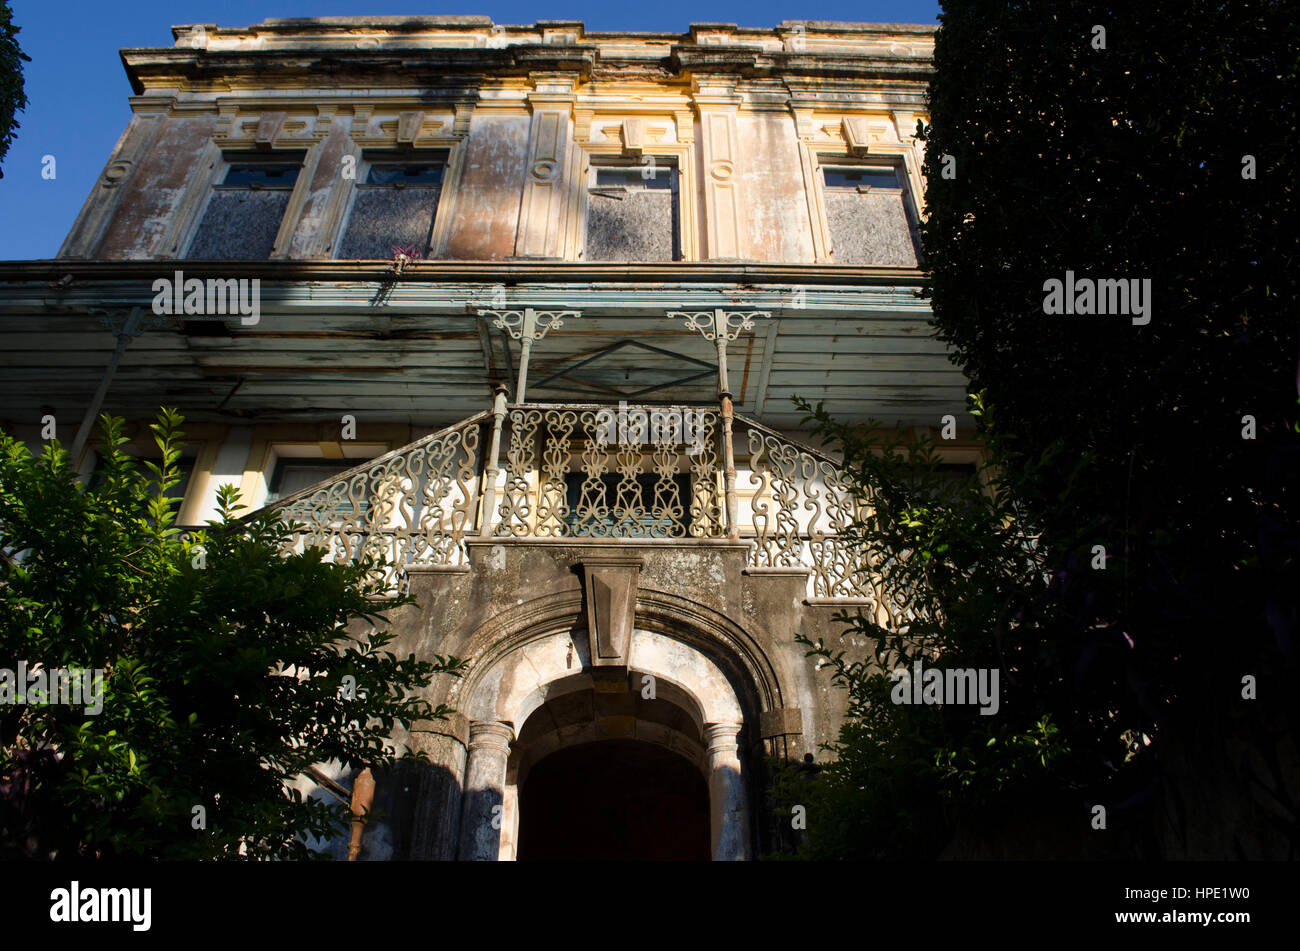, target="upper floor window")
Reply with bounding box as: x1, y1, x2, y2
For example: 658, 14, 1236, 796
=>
821, 162, 920, 267
337, 155, 446, 259
585, 161, 679, 262
264, 458, 356, 505
186, 156, 303, 260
